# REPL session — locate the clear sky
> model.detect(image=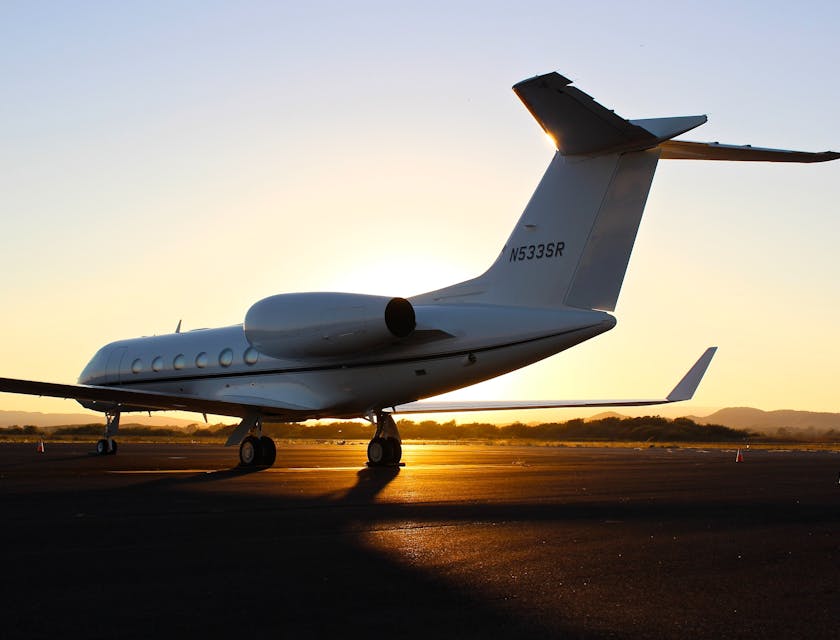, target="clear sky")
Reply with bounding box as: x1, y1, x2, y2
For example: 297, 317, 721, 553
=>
1, 1, 838, 423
